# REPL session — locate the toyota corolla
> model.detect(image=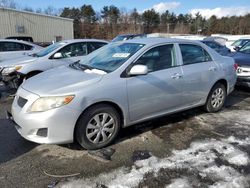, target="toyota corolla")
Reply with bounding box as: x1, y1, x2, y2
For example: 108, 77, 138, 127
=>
10, 38, 237, 150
